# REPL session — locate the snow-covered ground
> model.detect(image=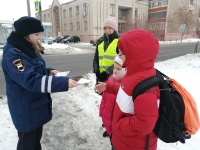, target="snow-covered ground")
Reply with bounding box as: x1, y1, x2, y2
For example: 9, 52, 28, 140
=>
0, 39, 200, 150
